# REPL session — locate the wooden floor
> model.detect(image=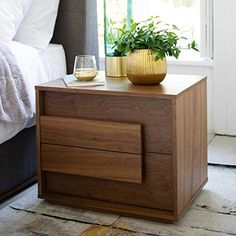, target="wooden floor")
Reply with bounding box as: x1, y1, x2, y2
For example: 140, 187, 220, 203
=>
0, 164, 236, 236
